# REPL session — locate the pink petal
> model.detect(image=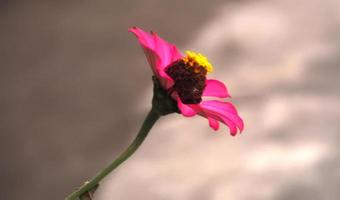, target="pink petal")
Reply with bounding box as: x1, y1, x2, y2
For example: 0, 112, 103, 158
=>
176, 96, 197, 117
208, 117, 220, 131
153, 33, 182, 69
201, 100, 238, 114
203, 101, 244, 131
203, 109, 238, 135
129, 27, 182, 89
129, 27, 155, 49
199, 100, 244, 135
158, 70, 174, 89
203, 79, 230, 98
